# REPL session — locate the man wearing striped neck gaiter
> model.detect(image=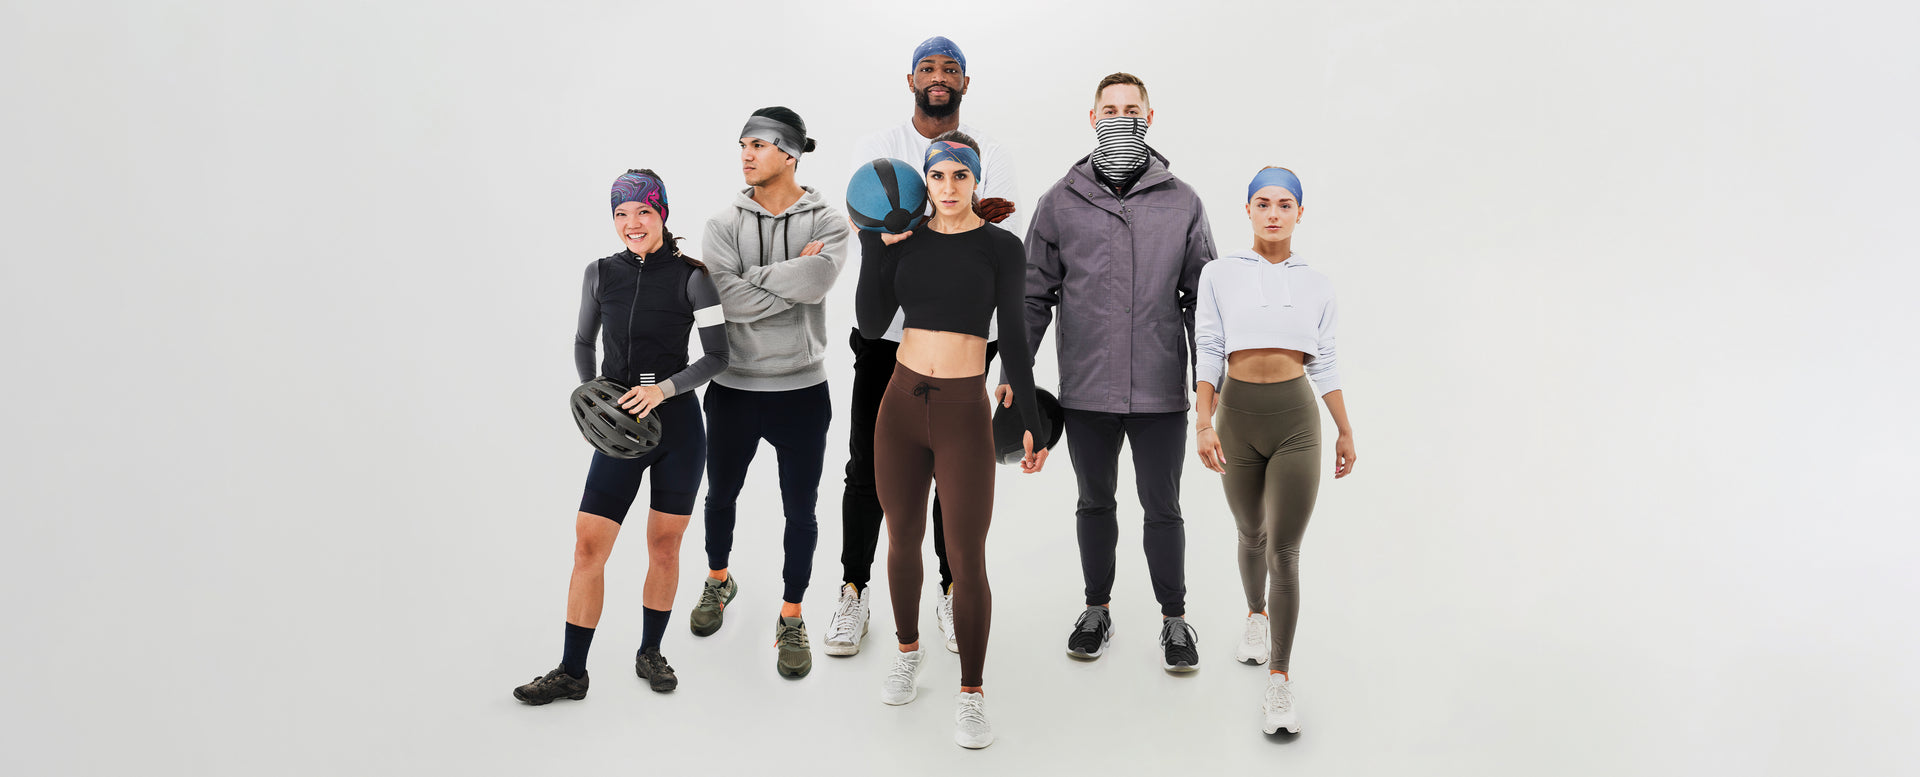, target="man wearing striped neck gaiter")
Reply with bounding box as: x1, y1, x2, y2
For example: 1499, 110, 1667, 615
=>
1000, 71, 1217, 674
